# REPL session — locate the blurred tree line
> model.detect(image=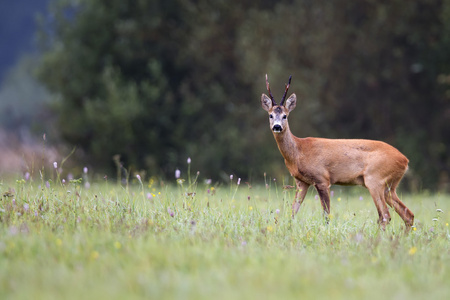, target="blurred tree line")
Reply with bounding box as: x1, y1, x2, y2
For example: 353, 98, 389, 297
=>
37, 0, 450, 190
